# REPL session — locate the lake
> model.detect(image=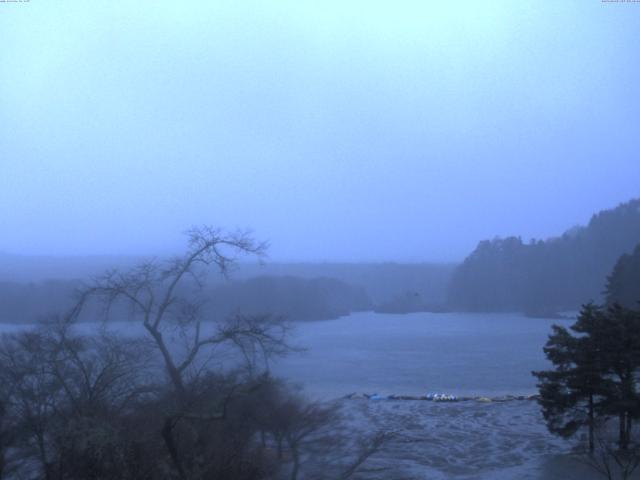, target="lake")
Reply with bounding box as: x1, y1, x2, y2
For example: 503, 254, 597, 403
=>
0, 310, 566, 398
272, 311, 570, 399
266, 311, 609, 479
4, 311, 612, 479
272, 312, 604, 479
